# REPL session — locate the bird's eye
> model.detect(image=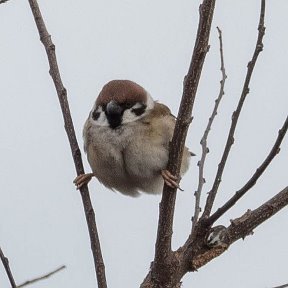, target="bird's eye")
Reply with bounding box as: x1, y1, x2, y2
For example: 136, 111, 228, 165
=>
132, 105, 146, 116
124, 102, 134, 109
92, 110, 100, 121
